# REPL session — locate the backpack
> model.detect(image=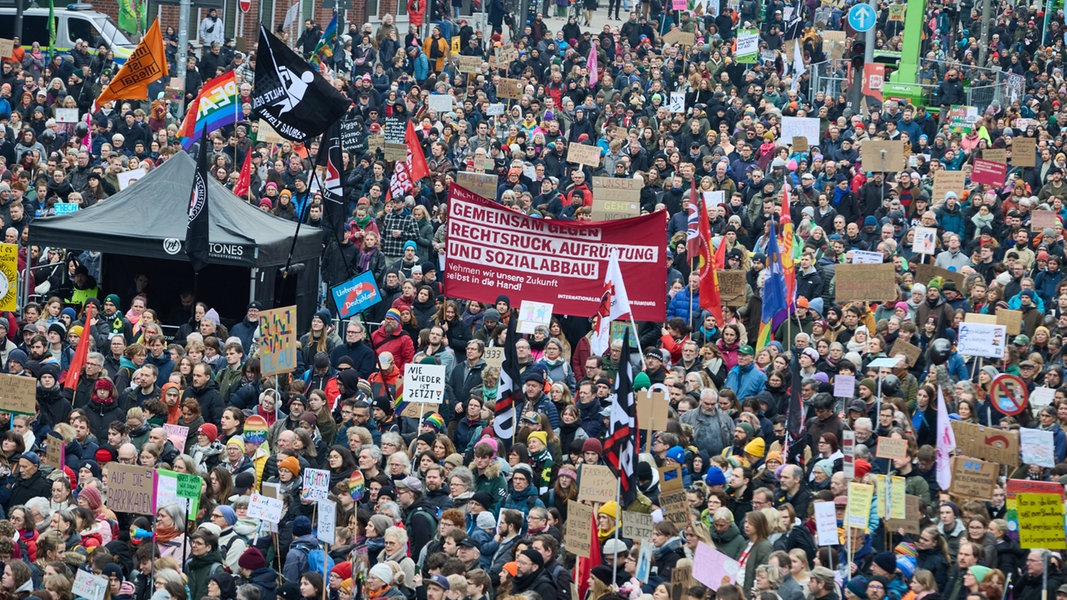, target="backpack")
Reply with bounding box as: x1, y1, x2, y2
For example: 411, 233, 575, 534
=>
306, 548, 335, 575
221, 530, 253, 570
